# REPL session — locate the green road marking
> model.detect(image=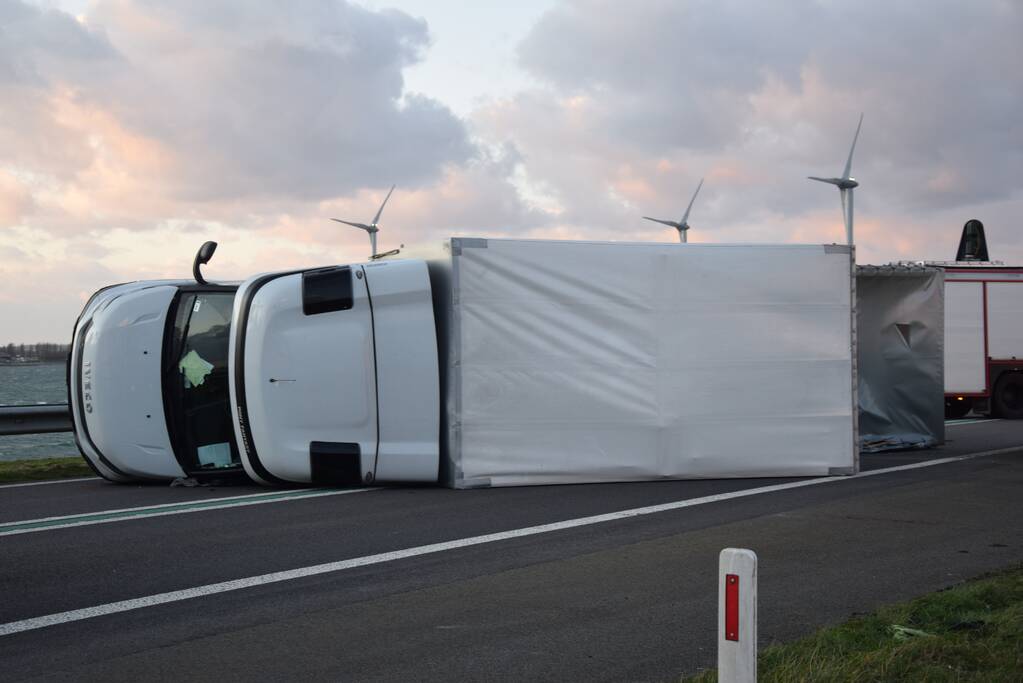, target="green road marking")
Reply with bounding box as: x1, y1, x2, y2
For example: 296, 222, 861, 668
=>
0, 488, 372, 536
